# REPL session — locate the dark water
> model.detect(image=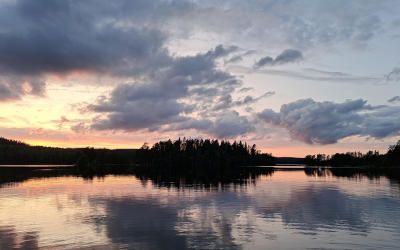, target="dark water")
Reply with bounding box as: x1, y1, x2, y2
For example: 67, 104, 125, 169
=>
0, 167, 400, 249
